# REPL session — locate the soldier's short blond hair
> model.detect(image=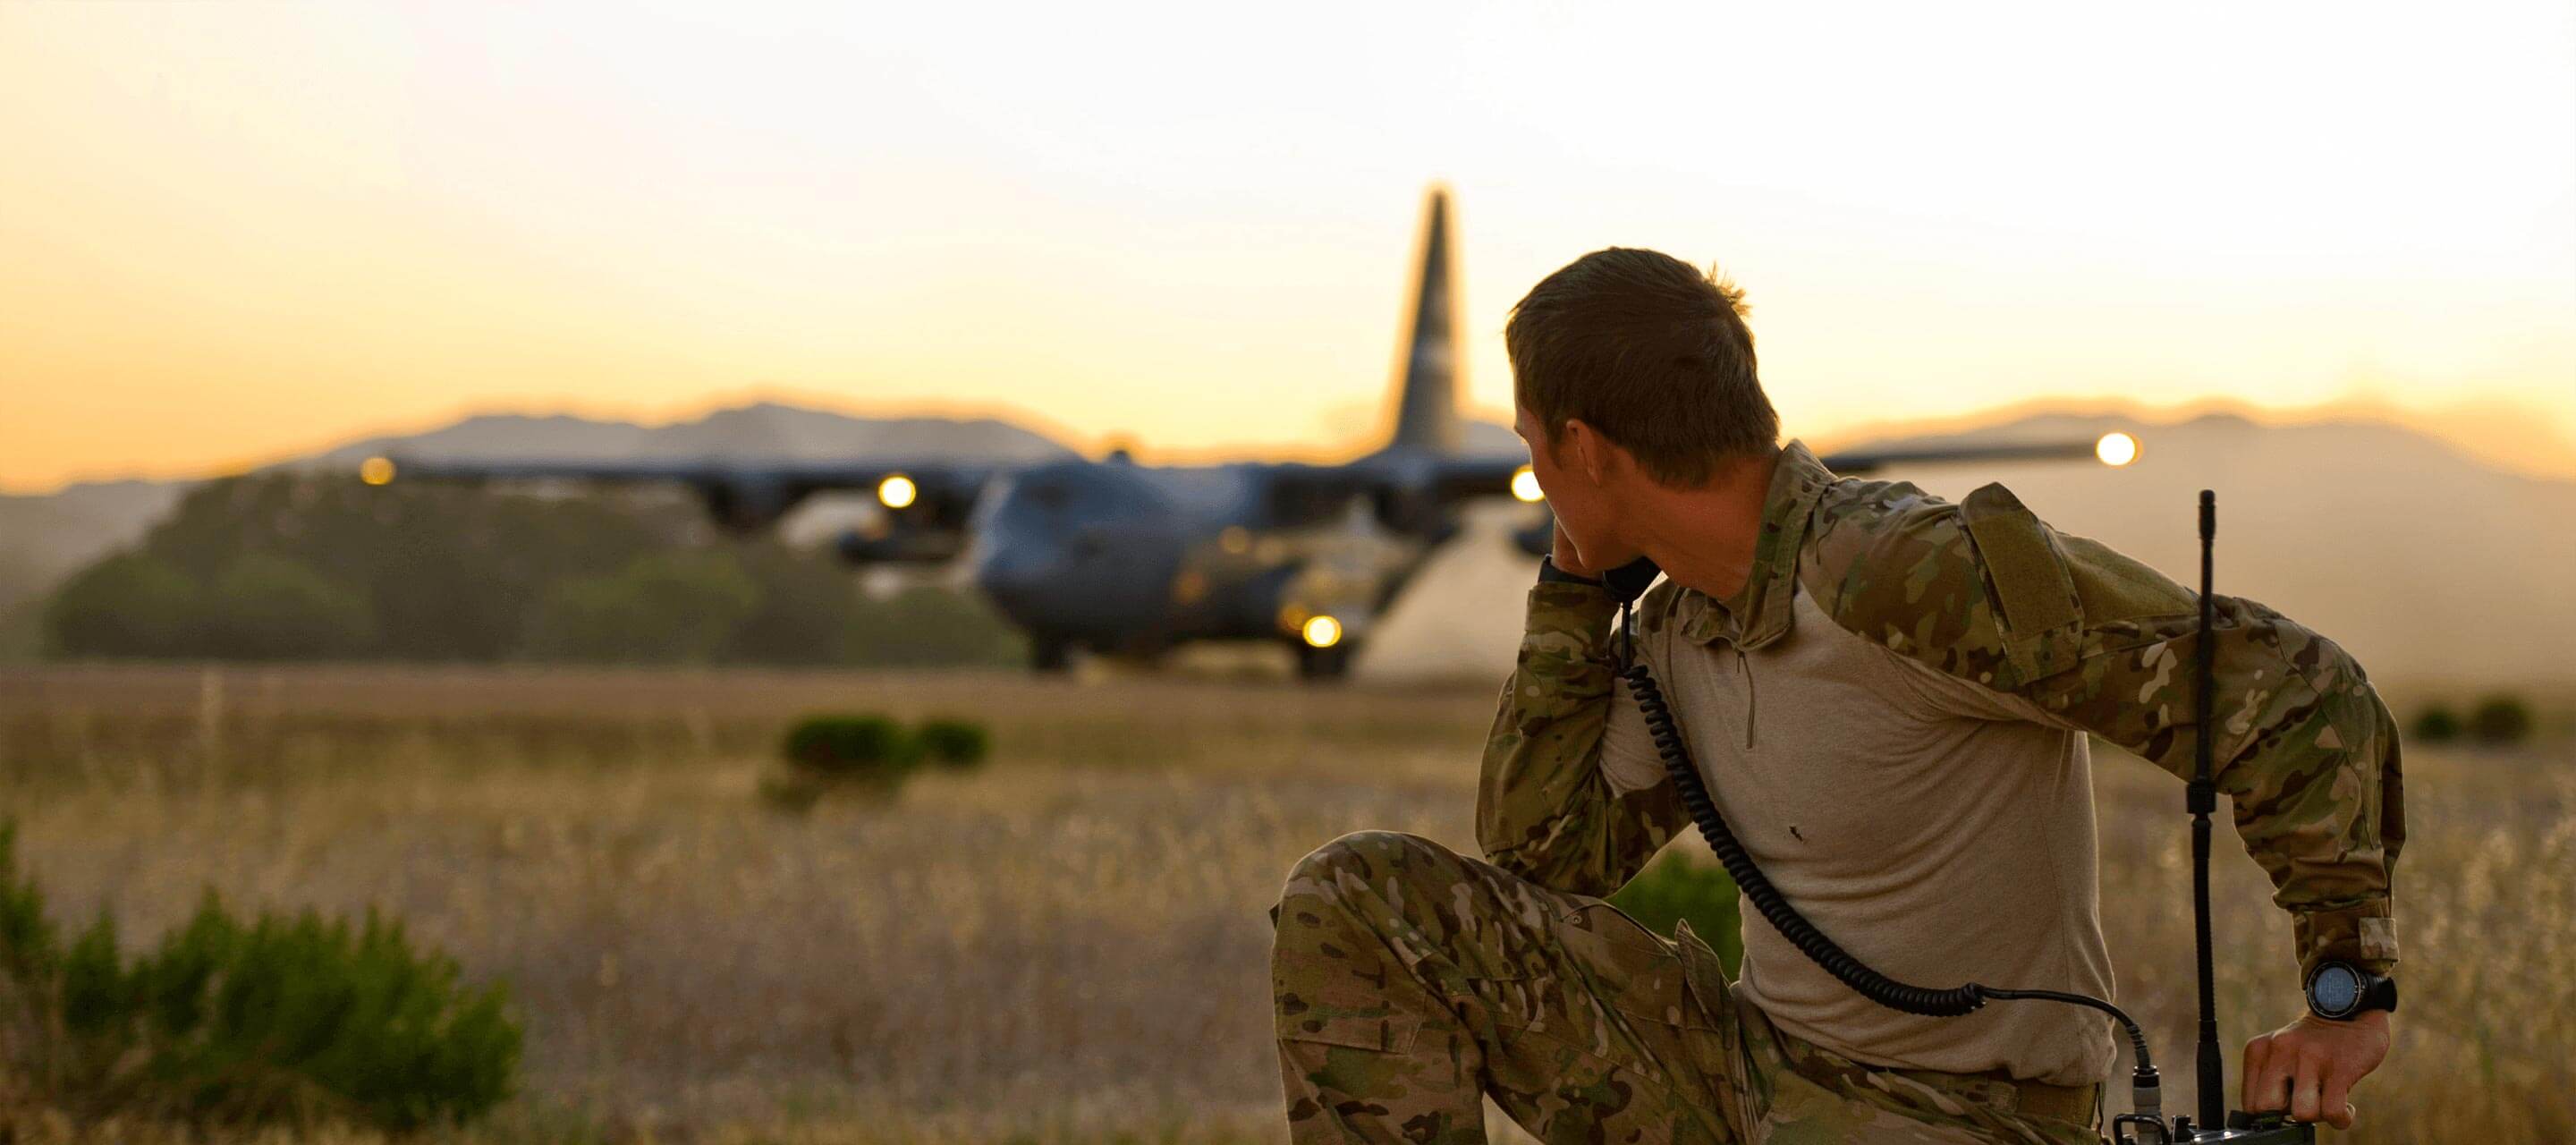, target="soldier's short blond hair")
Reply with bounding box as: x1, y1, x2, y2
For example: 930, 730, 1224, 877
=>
1507, 248, 1778, 487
